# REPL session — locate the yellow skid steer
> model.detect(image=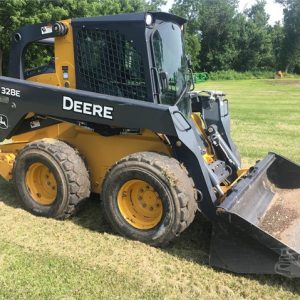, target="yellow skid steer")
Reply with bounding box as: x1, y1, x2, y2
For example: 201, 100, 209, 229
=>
0, 12, 299, 277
